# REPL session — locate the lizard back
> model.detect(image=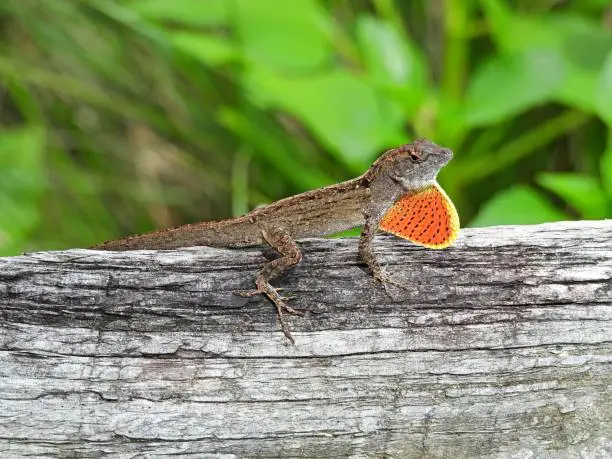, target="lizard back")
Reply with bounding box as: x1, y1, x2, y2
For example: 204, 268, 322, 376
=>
93, 177, 369, 251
